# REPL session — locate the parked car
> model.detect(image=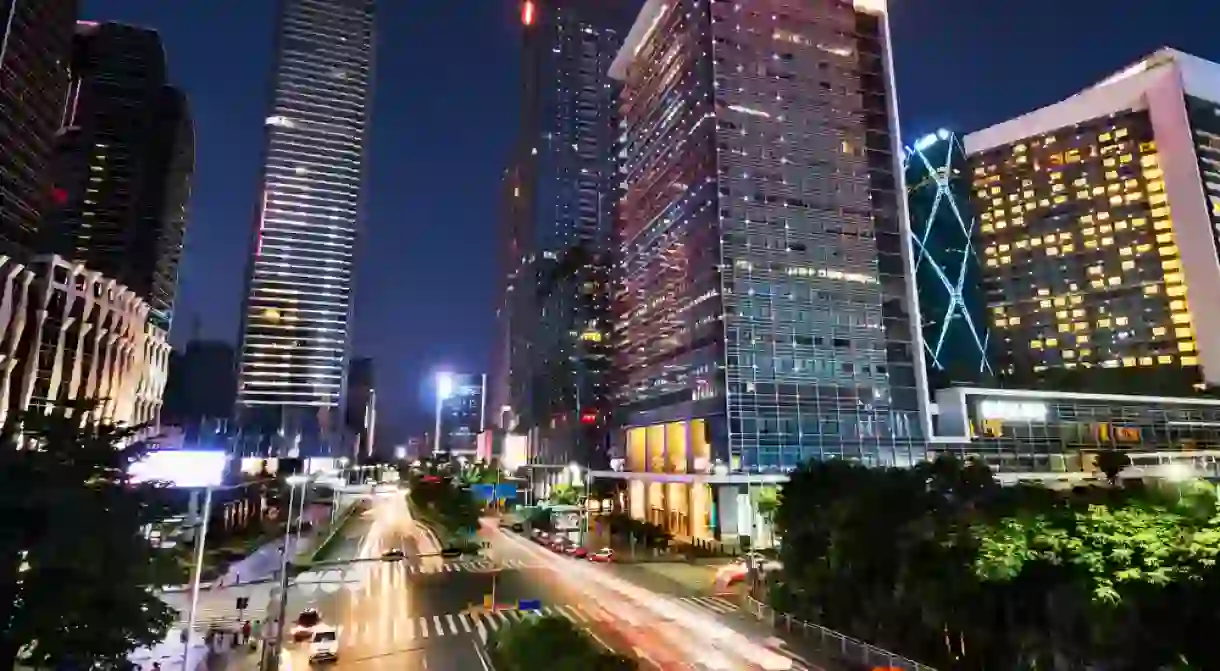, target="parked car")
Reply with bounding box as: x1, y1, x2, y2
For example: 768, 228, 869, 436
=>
589, 548, 615, 563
